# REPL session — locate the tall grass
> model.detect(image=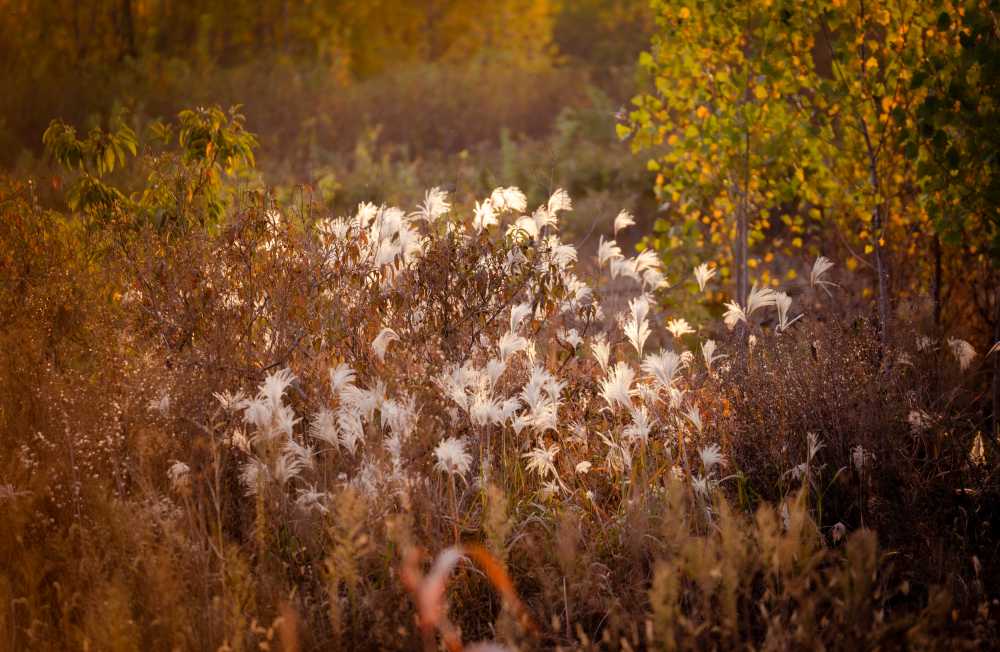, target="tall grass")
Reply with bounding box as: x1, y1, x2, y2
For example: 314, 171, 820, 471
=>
1, 178, 996, 650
